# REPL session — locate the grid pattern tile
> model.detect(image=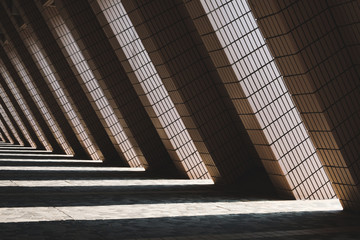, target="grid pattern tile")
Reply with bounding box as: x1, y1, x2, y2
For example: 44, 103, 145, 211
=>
0, 118, 13, 144
3, 43, 73, 155
20, 26, 99, 160
0, 86, 34, 147
184, 0, 335, 199
0, 59, 51, 151
43, 6, 140, 166
248, 0, 360, 209
96, 0, 209, 179
123, 0, 265, 183
0, 103, 23, 145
